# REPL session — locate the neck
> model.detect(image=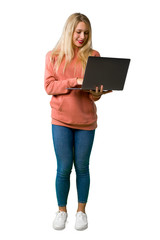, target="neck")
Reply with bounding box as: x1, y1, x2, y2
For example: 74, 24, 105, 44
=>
73, 46, 80, 54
